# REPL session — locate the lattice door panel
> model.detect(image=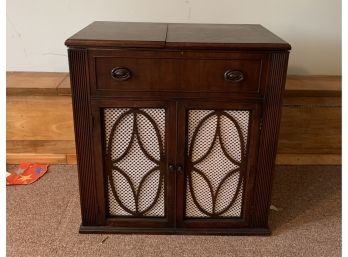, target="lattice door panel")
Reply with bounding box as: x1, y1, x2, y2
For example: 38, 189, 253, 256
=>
185, 109, 250, 218
104, 108, 166, 217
